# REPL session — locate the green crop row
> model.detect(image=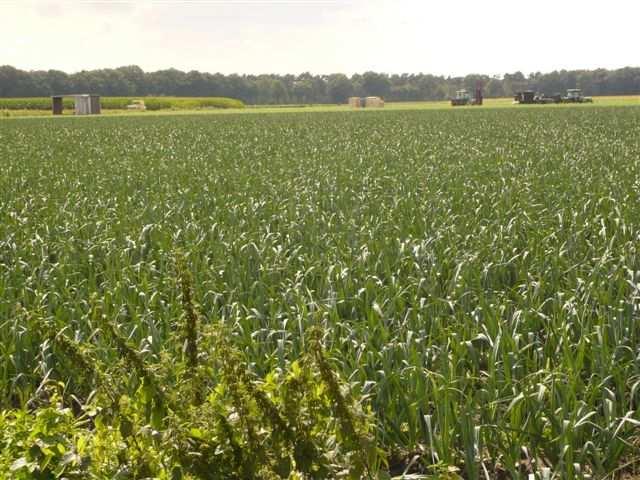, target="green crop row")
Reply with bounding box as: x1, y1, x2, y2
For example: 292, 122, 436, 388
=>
0, 96, 244, 111
1, 107, 639, 479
